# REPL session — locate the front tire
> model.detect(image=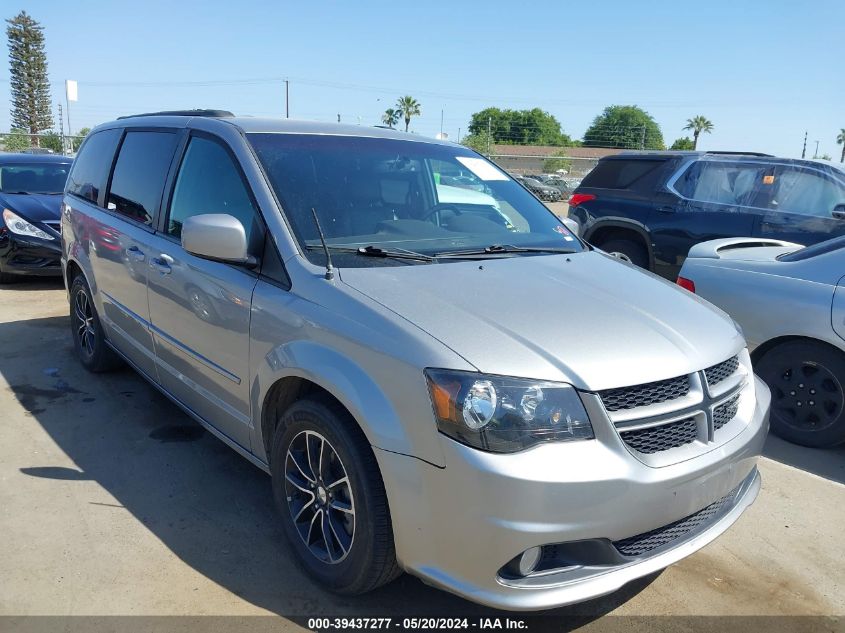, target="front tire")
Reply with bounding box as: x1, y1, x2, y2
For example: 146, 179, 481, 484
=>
271, 397, 401, 594
69, 275, 123, 373
756, 340, 845, 447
